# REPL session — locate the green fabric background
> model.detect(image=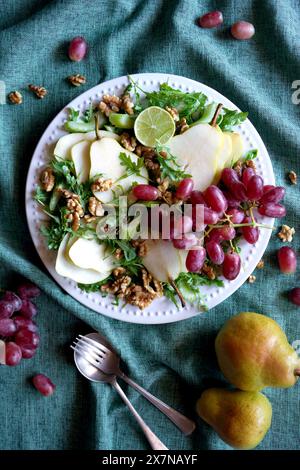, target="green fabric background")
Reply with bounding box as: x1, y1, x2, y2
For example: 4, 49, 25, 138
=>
0, 0, 300, 450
